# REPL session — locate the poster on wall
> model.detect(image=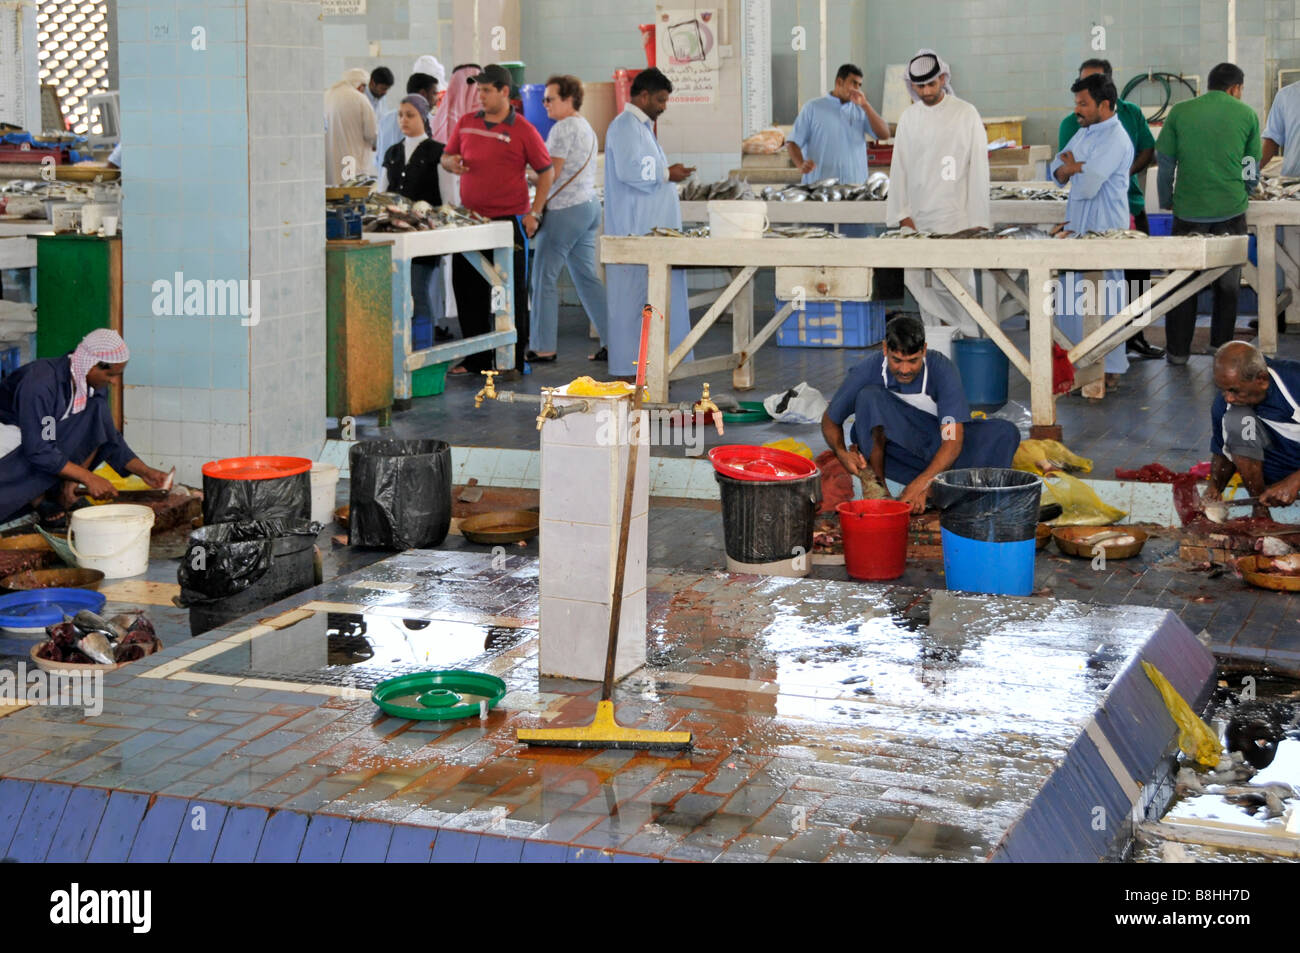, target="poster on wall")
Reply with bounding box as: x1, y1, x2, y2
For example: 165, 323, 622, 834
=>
322, 0, 366, 15
657, 8, 719, 105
